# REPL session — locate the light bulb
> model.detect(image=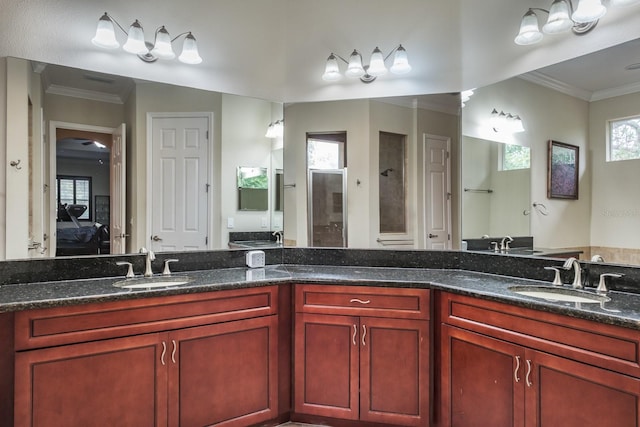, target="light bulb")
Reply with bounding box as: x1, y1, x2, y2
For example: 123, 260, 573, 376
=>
123, 20, 147, 54
515, 10, 543, 45
151, 26, 175, 60
92, 13, 120, 49
178, 33, 202, 64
